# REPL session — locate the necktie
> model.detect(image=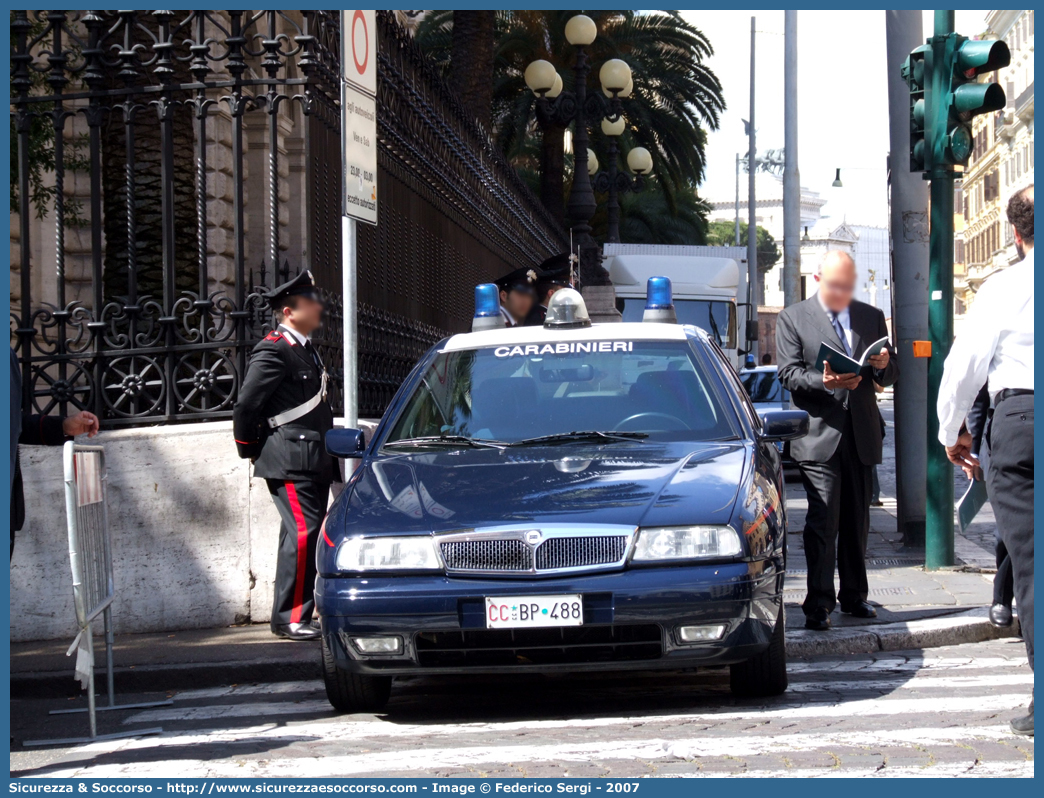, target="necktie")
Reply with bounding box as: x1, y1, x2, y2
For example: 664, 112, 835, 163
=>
829, 311, 852, 356
305, 341, 322, 370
